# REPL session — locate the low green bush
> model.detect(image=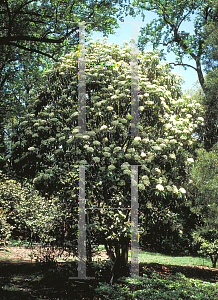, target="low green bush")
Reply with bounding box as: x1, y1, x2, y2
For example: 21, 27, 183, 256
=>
94, 270, 218, 299
7, 239, 42, 248
0, 207, 14, 243
0, 171, 61, 245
